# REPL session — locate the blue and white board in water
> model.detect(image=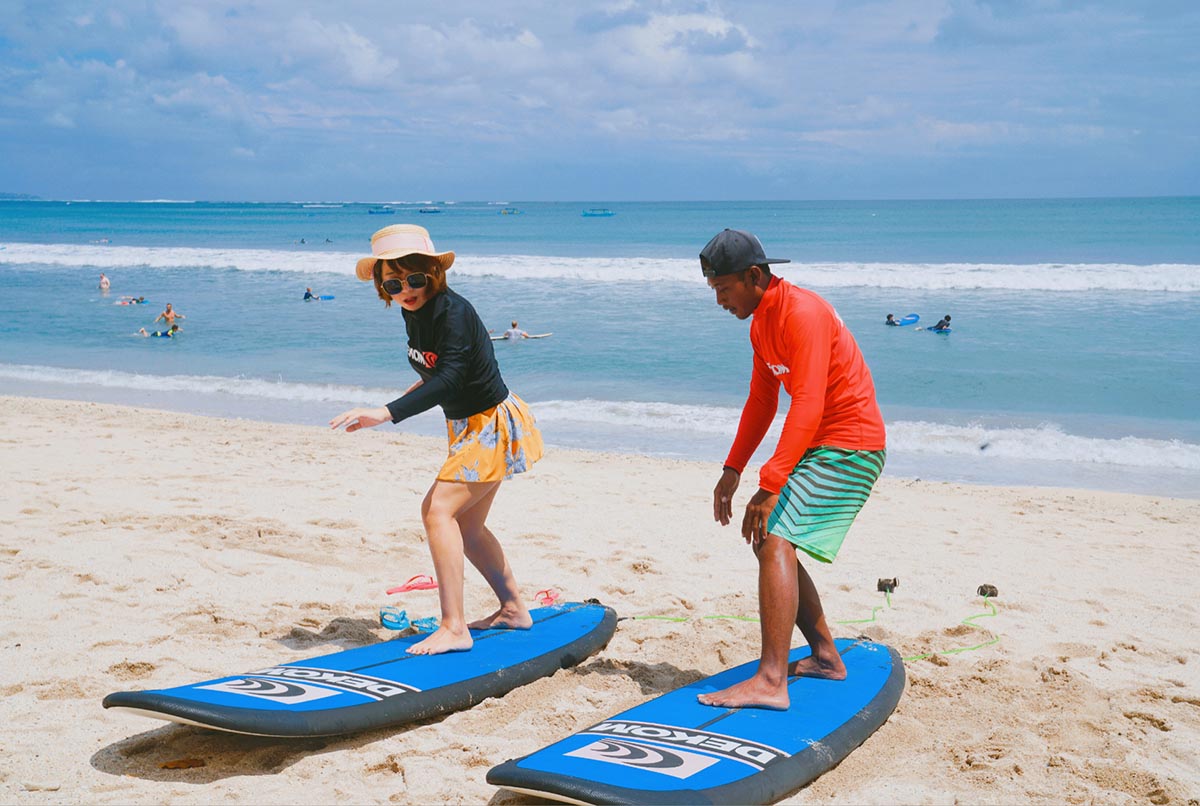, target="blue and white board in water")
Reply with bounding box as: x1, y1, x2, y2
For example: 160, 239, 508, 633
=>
103, 601, 616, 737
898, 313, 919, 326
488, 638, 903, 805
